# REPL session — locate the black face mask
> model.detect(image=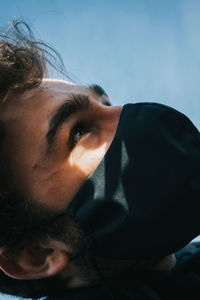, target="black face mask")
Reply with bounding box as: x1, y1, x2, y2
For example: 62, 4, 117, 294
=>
66, 102, 200, 264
